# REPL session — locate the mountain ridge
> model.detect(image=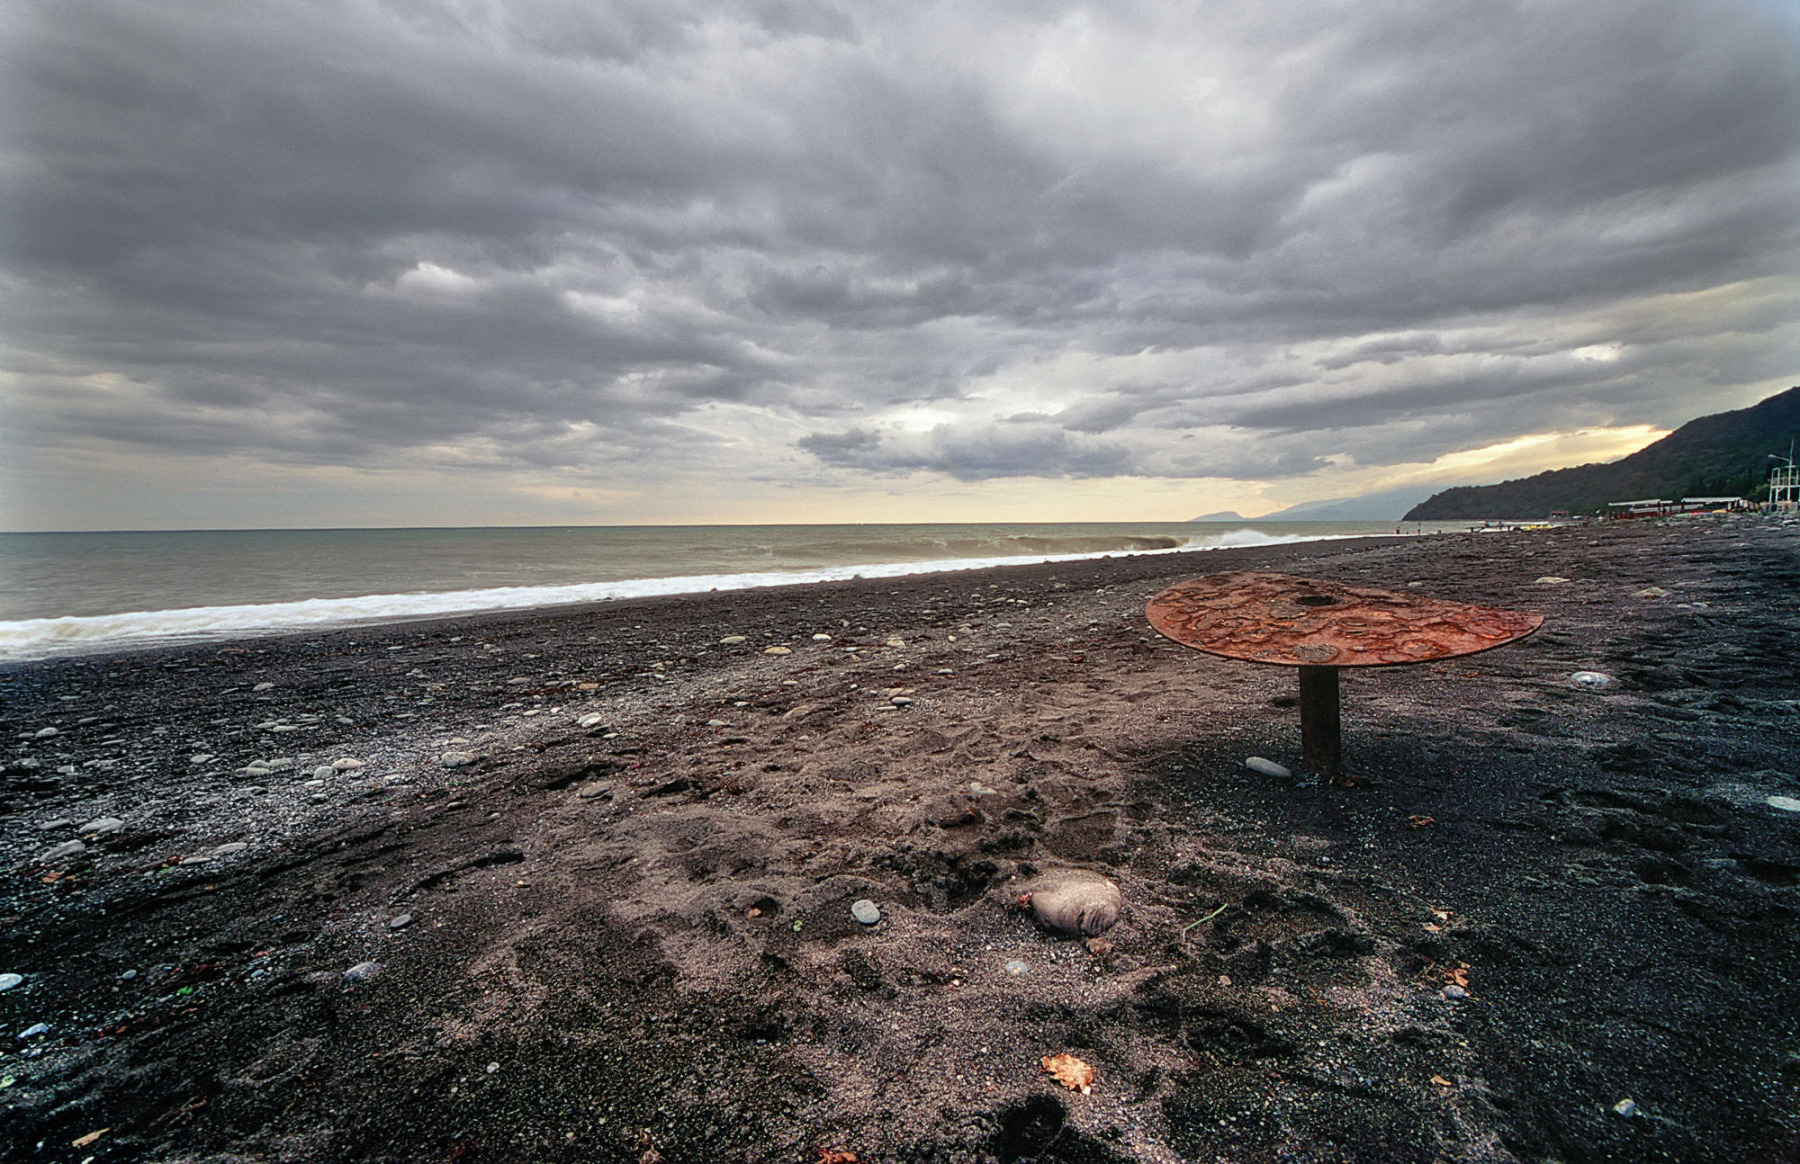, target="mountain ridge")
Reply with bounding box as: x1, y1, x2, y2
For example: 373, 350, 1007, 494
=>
1402, 386, 1800, 521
